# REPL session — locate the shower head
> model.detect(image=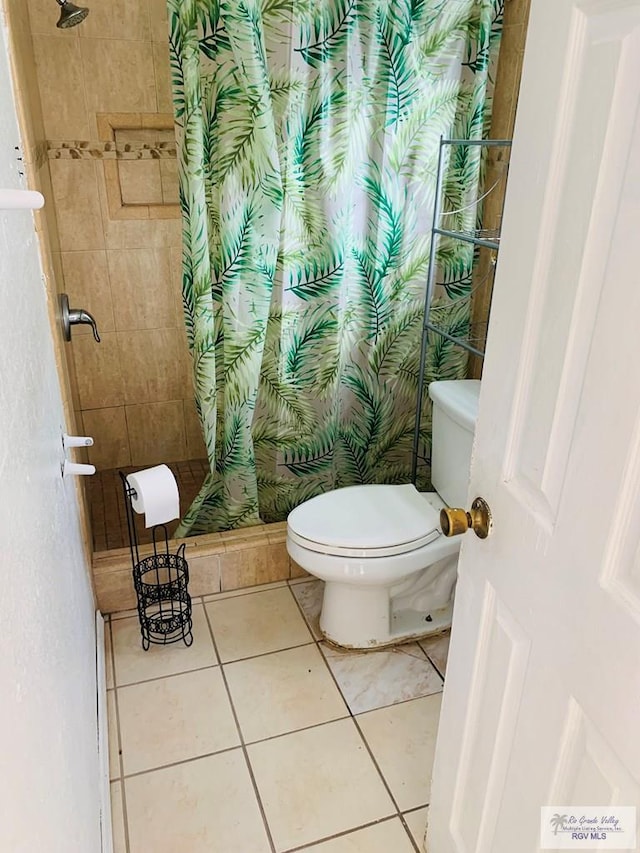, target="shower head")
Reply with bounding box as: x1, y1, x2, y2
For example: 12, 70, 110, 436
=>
56, 0, 89, 28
